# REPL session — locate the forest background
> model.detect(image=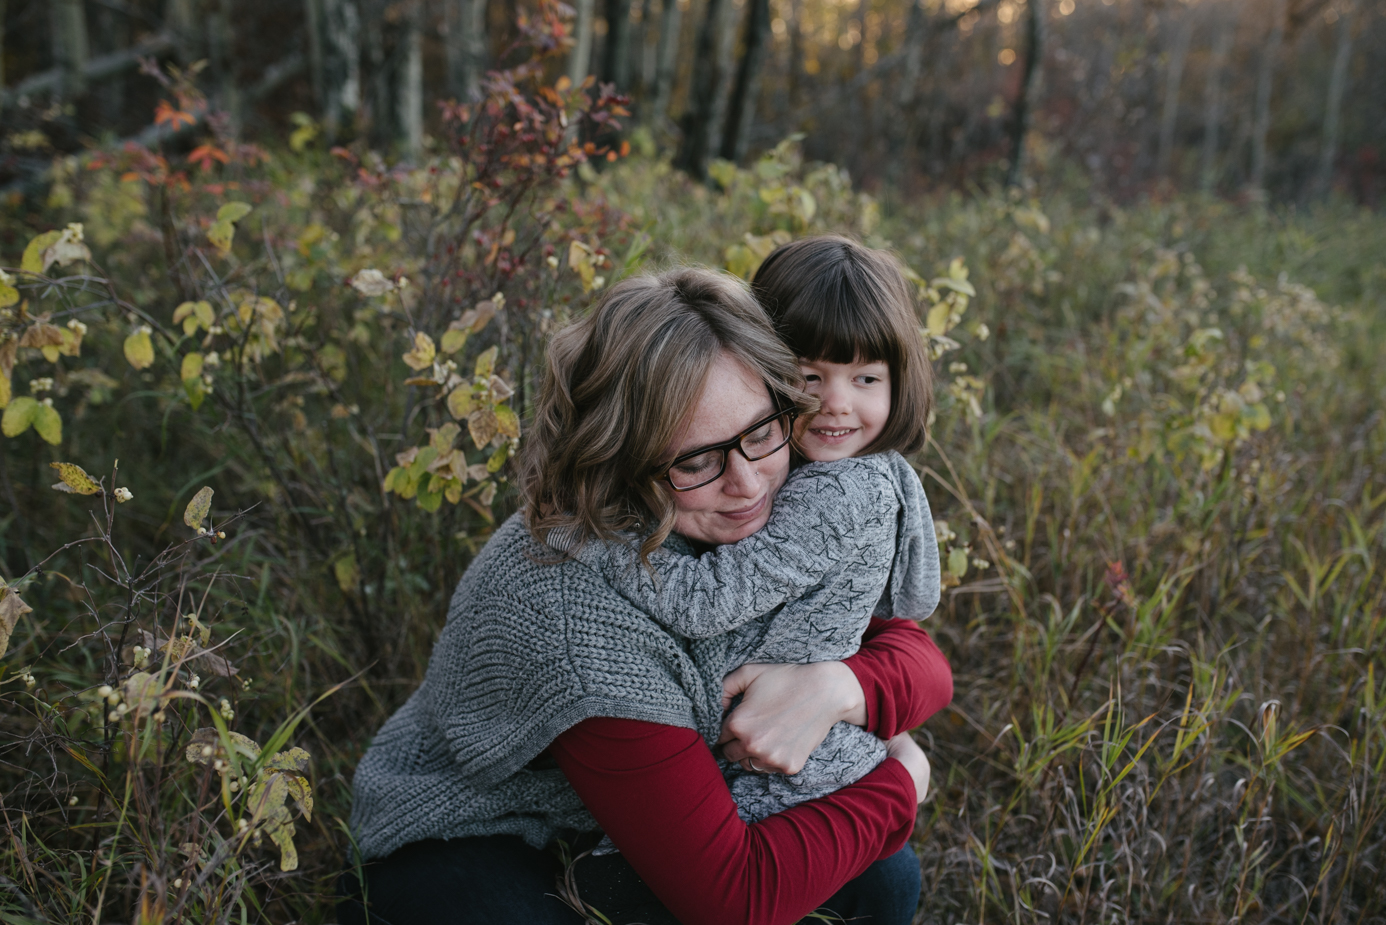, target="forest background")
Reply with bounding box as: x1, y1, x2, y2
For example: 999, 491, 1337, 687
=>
0, 0, 1383, 922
